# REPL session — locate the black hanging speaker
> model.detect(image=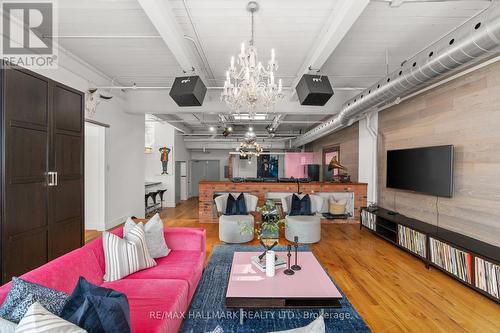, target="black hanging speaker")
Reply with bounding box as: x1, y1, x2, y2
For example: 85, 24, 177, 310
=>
296, 74, 334, 106
169, 76, 207, 106
307, 164, 320, 181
